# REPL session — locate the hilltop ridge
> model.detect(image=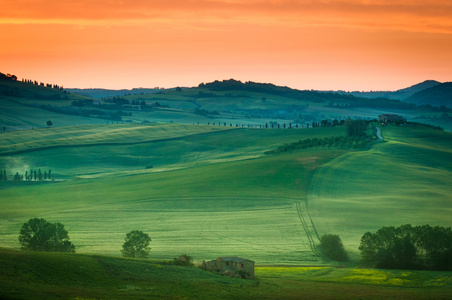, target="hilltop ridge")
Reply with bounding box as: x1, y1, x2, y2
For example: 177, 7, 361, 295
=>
405, 82, 452, 107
